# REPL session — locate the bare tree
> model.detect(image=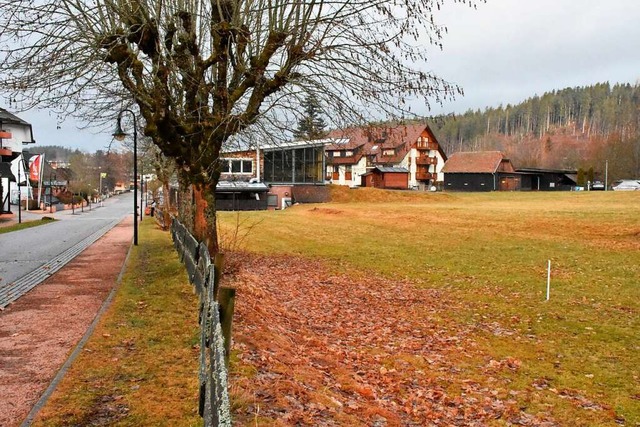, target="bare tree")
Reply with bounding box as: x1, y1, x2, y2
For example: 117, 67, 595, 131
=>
0, 0, 479, 254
